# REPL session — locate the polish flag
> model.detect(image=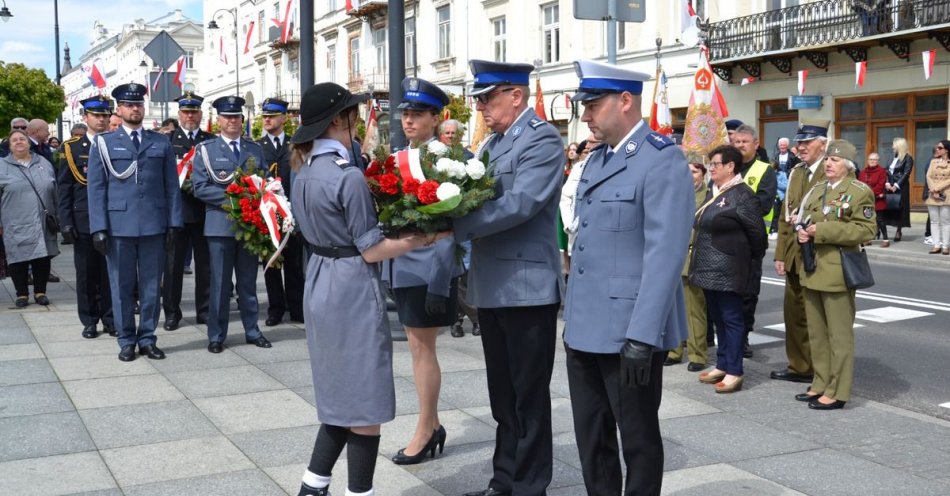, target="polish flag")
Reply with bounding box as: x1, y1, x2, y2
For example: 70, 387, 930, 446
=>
83, 59, 107, 89
534, 78, 548, 121
923, 49, 936, 80
687, 47, 729, 117
797, 70, 807, 95
219, 36, 228, 64
680, 1, 699, 38
173, 55, 187, 88
244, 21, 256, 54
855, 61, 867, 88
683, 46, 730, 156
740, 76, 756, 86
649, 69, 672, 135
271, 0, 295, 44
364, 102, 379, 151
151, 66, 164, 93
345, 0, 353, 12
